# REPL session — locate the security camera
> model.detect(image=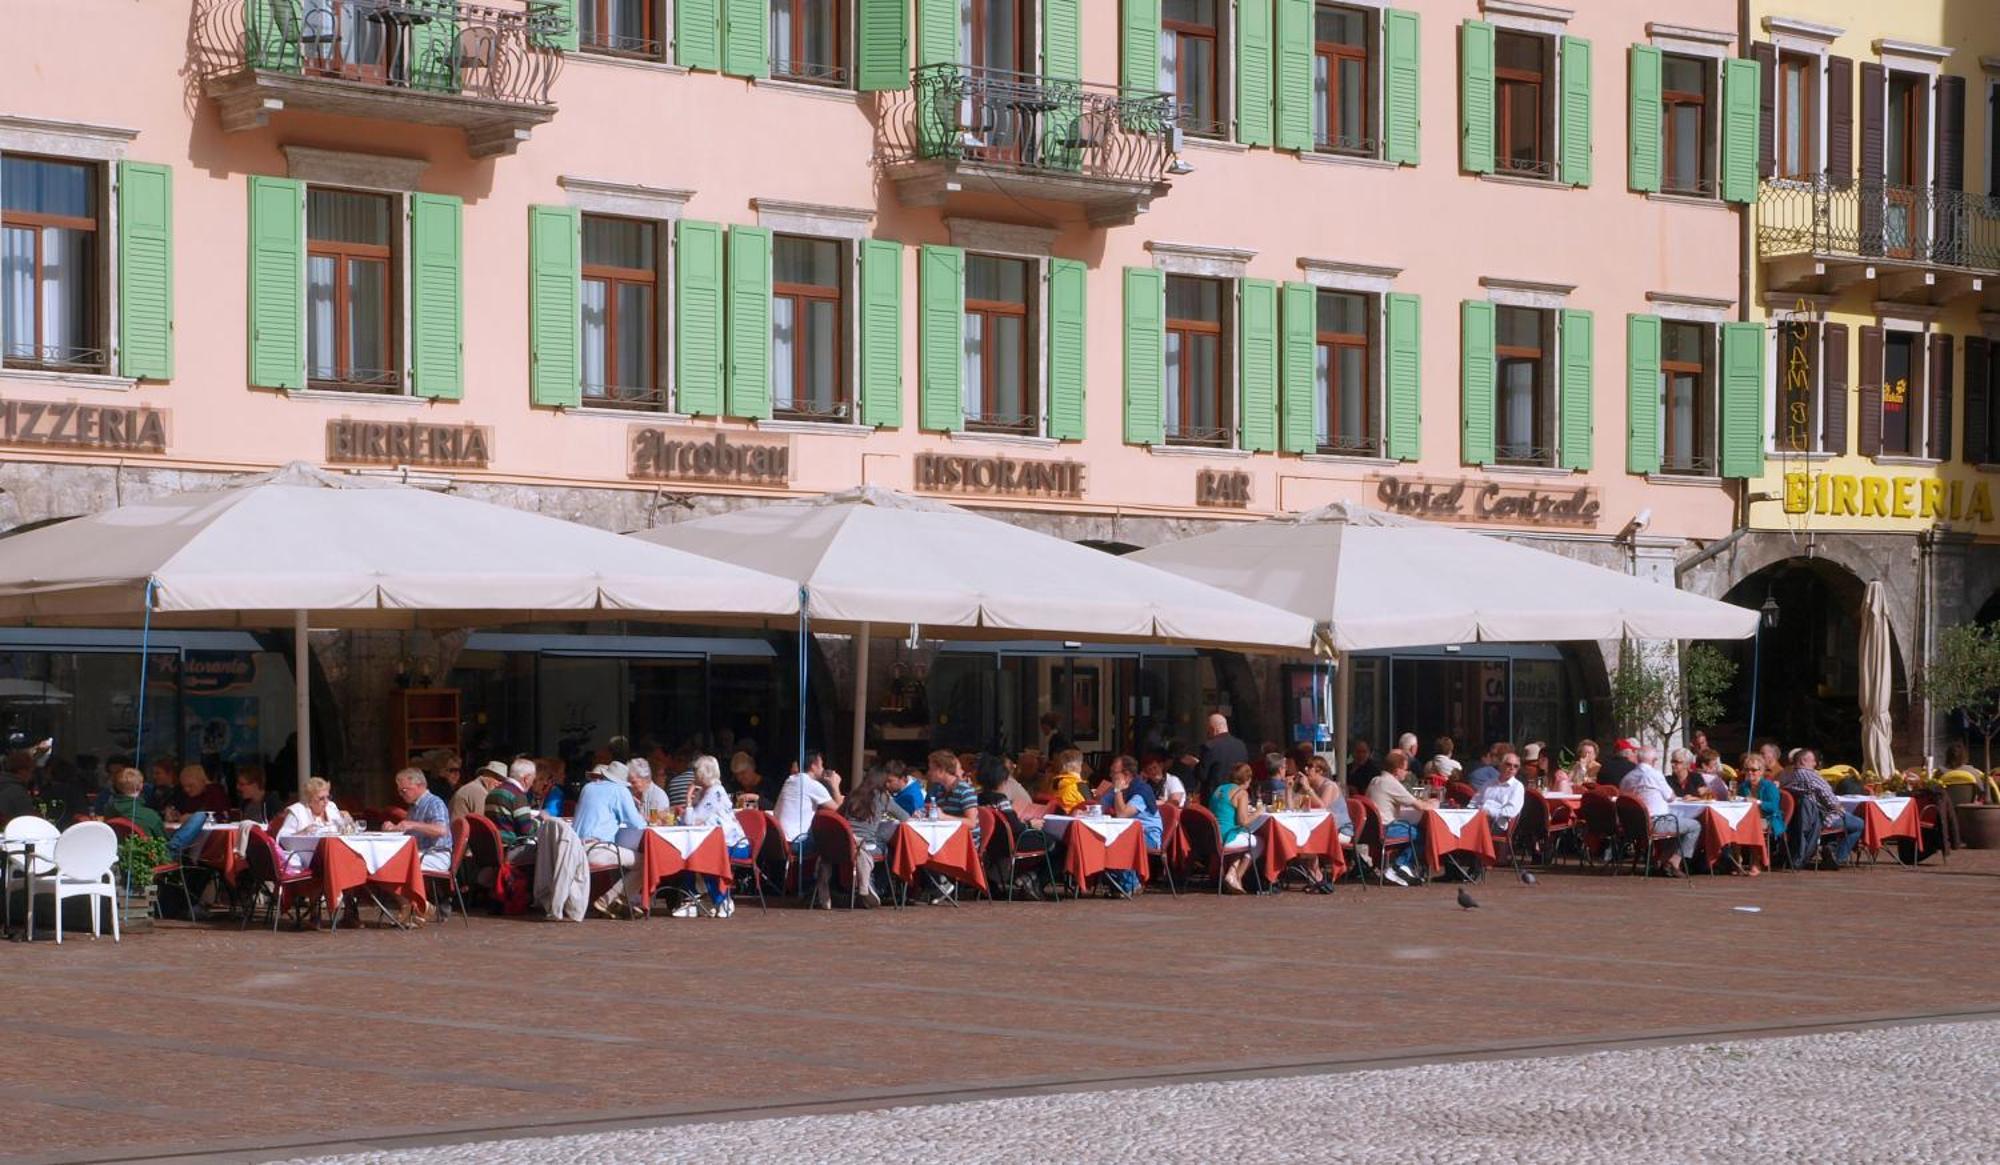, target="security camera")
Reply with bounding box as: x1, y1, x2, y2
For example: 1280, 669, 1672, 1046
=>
1617, 508, 1652, 542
